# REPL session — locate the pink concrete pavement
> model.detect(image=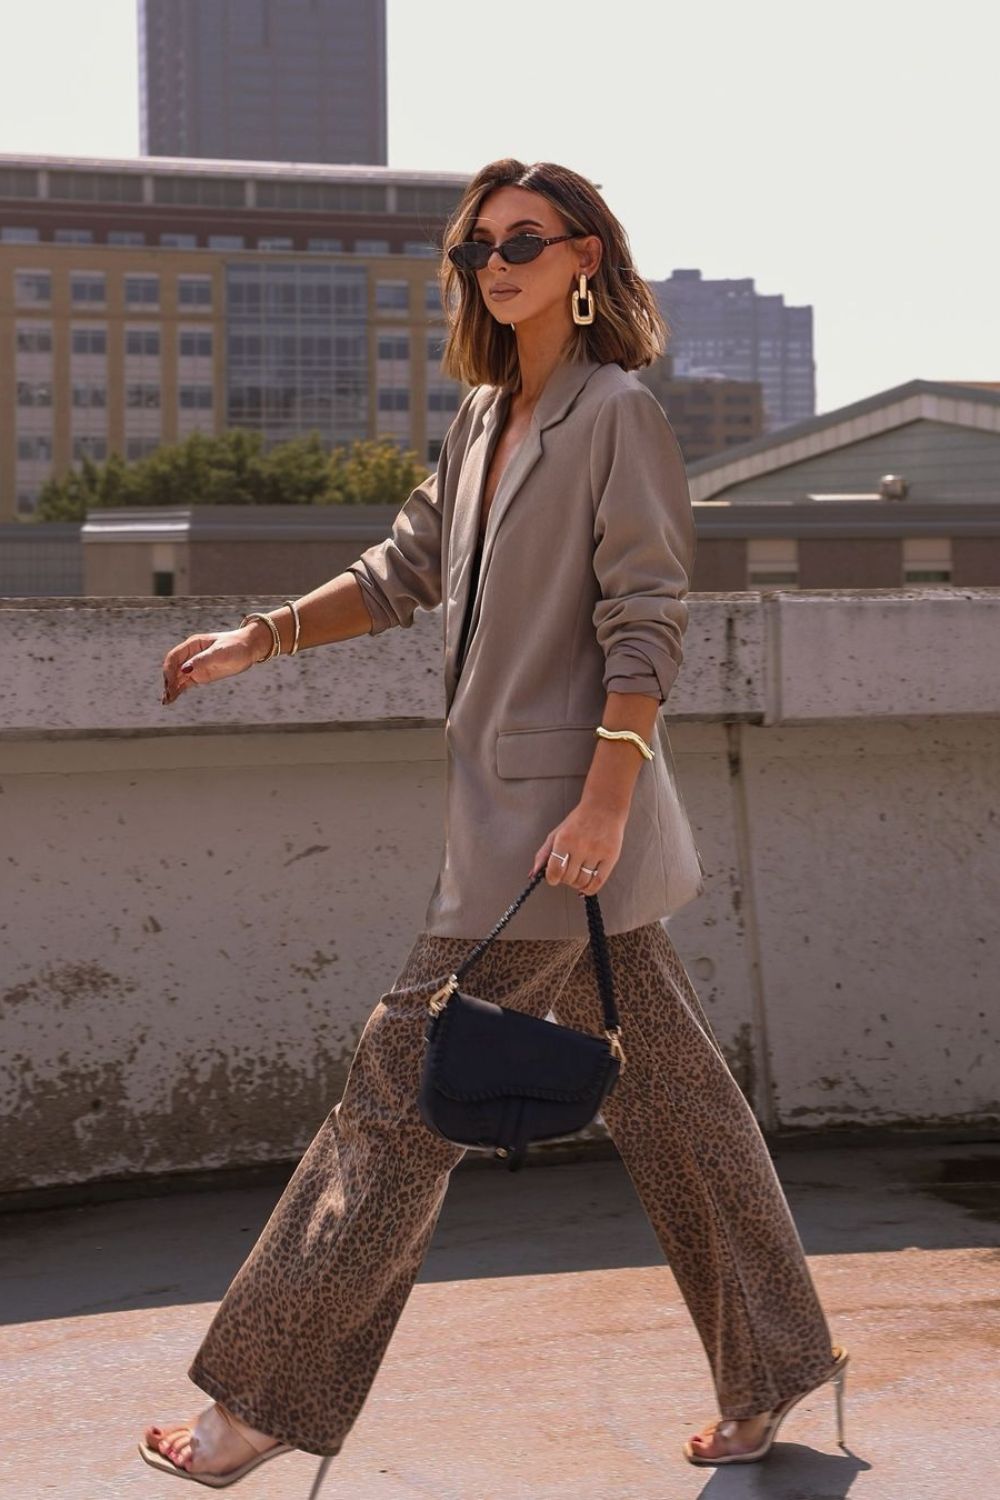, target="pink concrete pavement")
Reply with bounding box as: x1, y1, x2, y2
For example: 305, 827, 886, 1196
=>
1, 1142, 998, 1499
